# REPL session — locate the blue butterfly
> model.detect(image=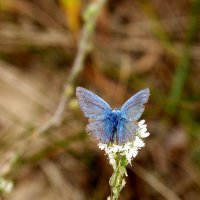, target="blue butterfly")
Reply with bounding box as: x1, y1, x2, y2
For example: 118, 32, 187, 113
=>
76, 87, 150, 144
